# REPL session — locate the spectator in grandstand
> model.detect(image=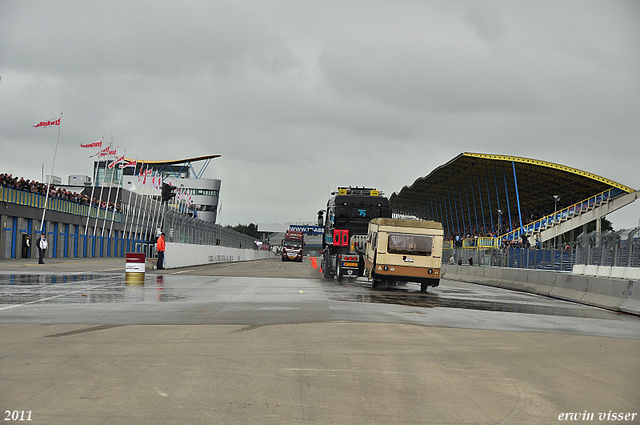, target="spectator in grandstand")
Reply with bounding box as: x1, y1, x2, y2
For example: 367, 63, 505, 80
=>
1, 172, 122, 212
